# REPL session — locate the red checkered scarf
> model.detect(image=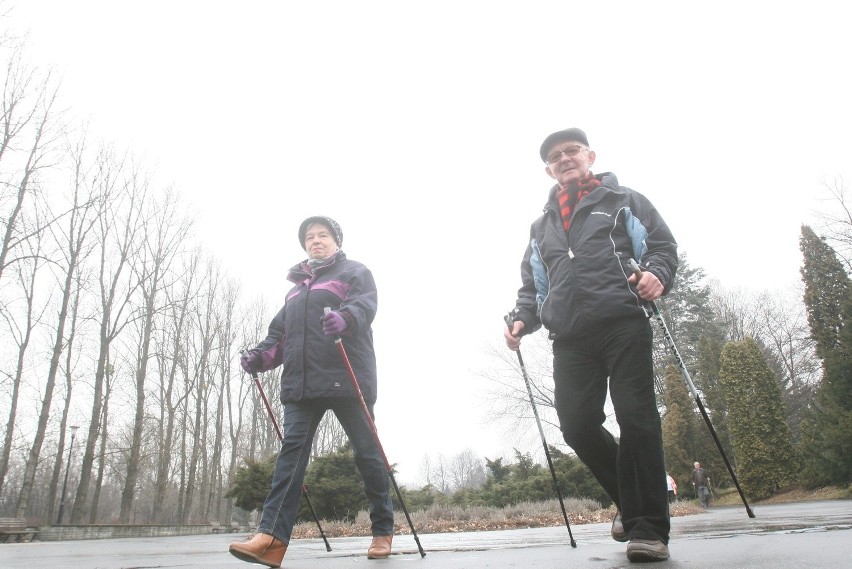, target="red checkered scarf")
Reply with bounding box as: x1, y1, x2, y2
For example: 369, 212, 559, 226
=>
555, 172, 601, 231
